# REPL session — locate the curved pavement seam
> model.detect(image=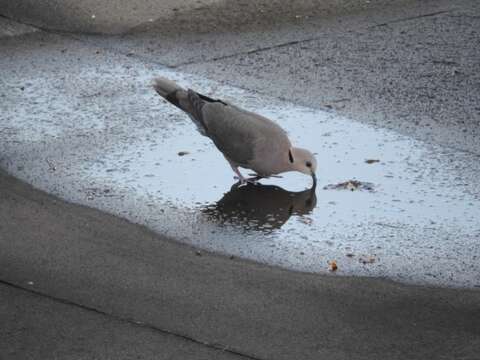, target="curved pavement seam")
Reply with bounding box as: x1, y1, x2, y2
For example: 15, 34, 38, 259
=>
0, 279, 266, 360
